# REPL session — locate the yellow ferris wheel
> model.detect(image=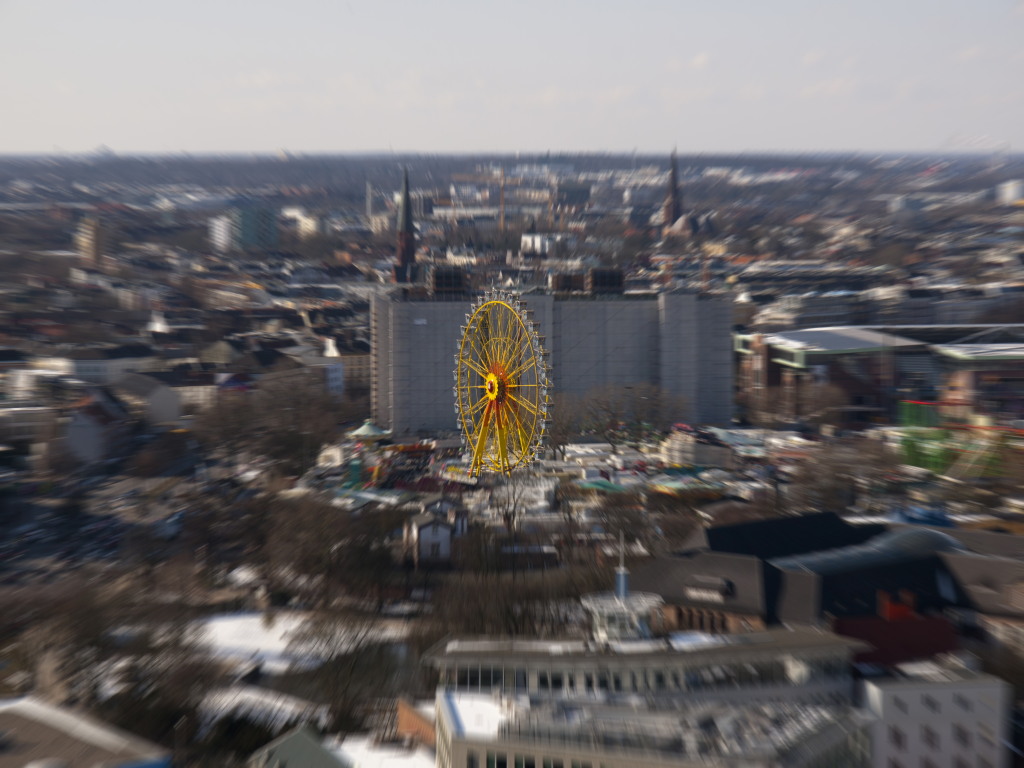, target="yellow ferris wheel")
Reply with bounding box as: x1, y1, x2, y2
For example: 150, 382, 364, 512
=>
454, 290, 550, 476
